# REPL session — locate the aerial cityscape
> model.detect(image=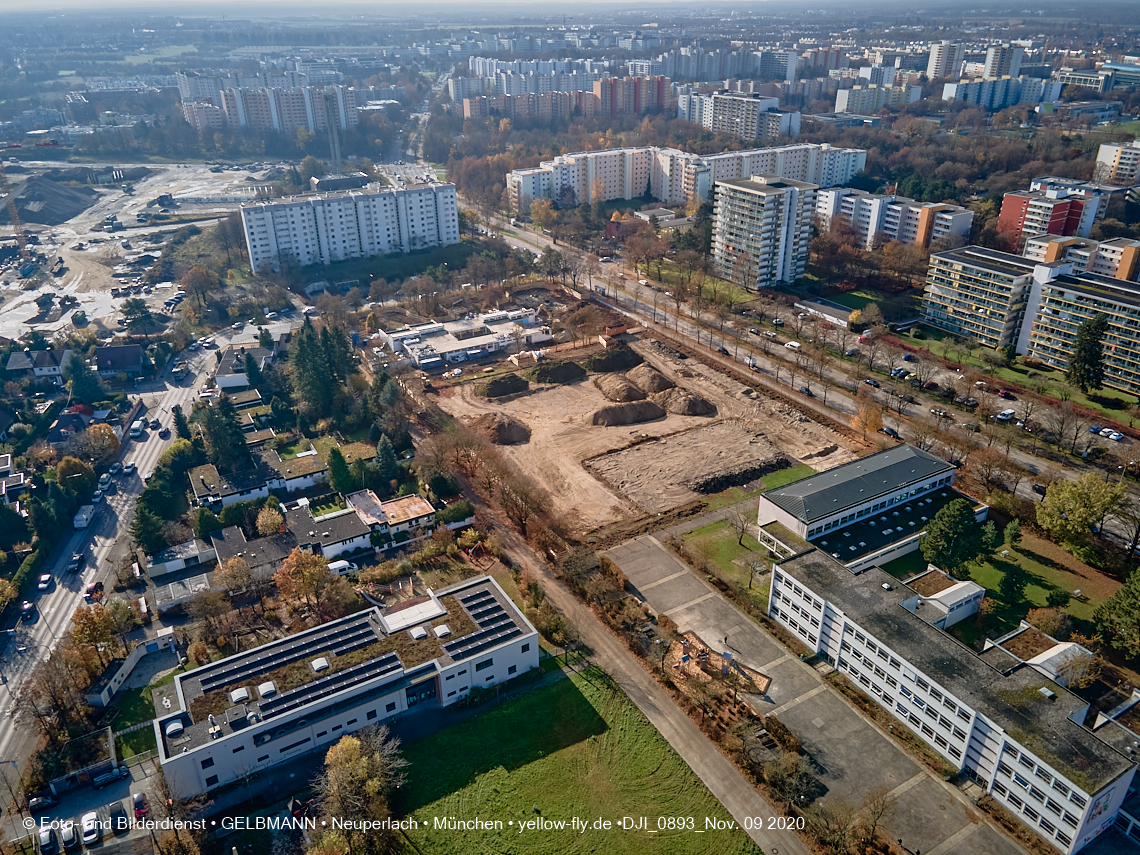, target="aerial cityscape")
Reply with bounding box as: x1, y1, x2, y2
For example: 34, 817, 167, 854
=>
4, 3, 1140, 855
